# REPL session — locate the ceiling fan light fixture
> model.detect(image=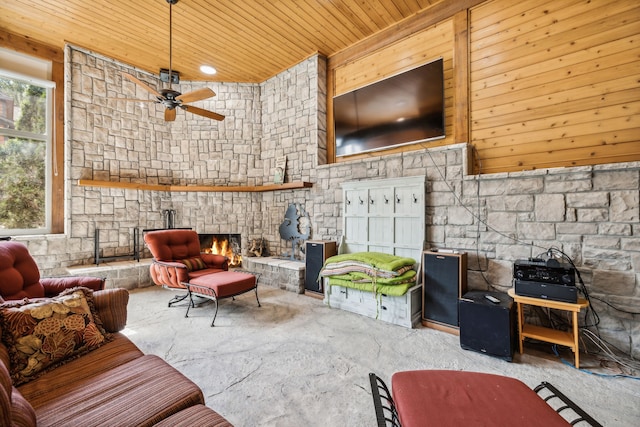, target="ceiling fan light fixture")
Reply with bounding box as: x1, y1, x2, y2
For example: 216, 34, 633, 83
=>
200, 65, 217, 75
